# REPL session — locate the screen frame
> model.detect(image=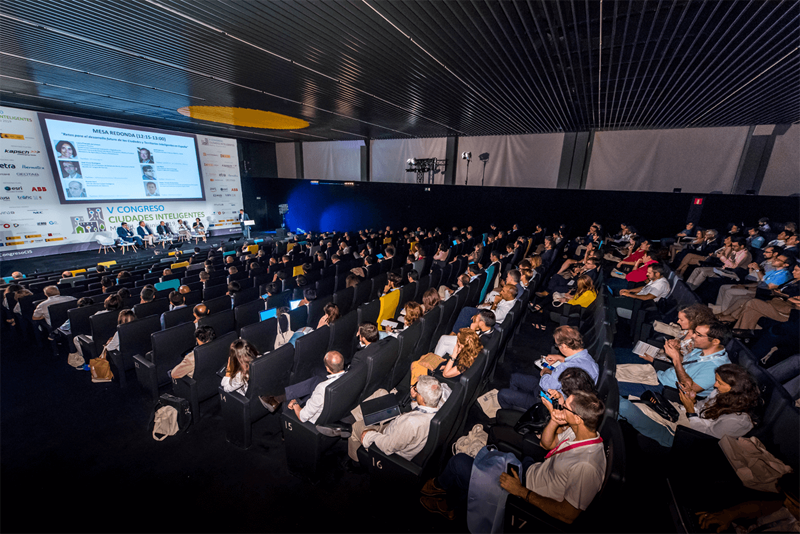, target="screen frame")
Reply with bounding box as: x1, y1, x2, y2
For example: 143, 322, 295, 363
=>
37, 112, 206, 205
